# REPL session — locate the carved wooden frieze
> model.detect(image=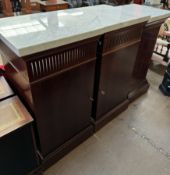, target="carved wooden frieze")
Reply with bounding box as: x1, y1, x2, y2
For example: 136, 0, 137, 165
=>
26, 37, 99, 82
103, 24, 145, 54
